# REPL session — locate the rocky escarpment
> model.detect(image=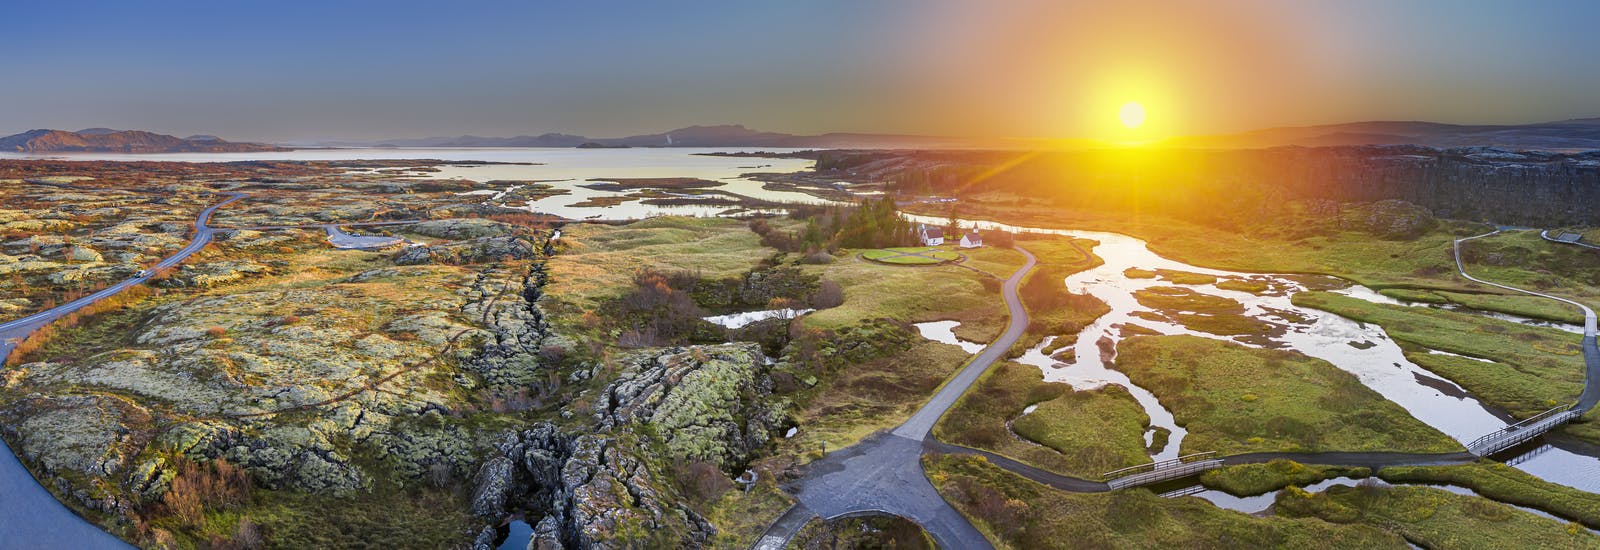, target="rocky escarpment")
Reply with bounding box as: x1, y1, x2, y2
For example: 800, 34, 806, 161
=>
470, 343, 789, 549
805, 146, 1600, 227
1248, 146, 1600, 226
